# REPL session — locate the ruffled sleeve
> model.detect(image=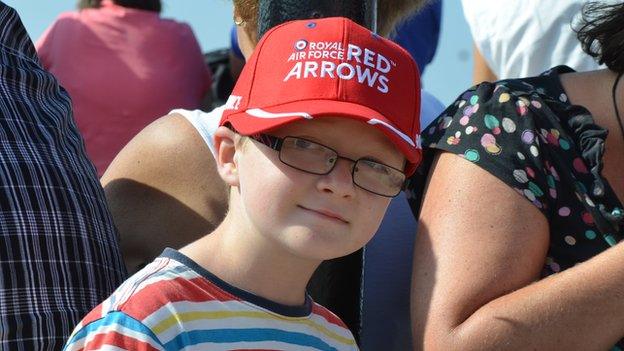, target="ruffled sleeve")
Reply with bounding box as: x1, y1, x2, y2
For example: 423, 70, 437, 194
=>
407, 79, 570, 218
